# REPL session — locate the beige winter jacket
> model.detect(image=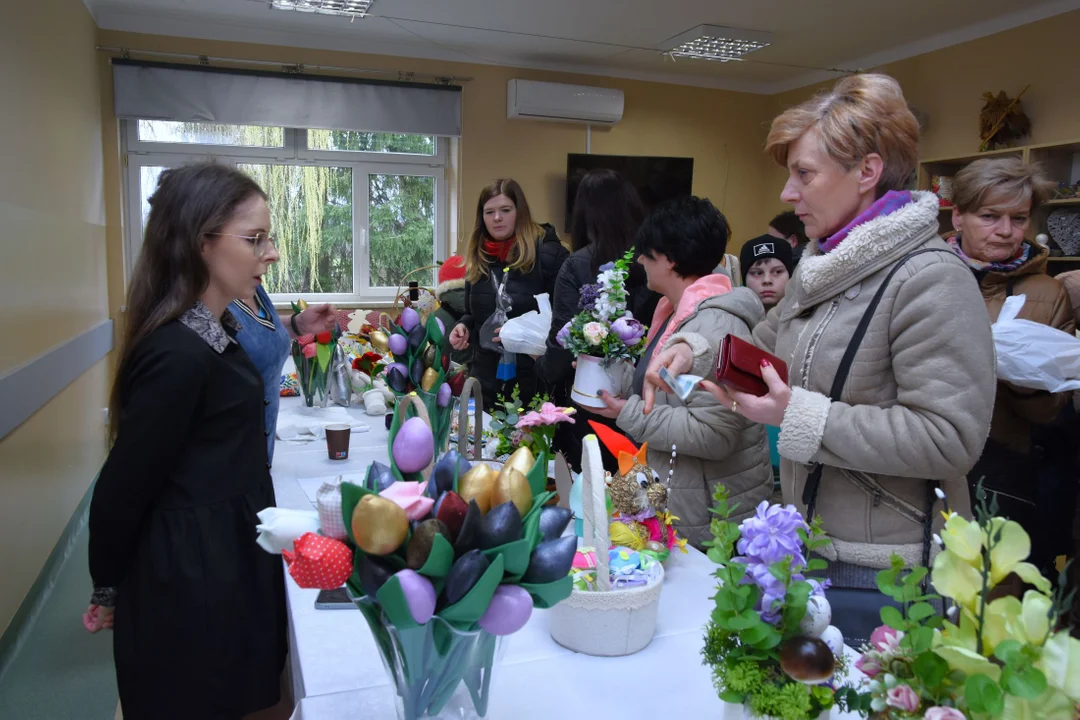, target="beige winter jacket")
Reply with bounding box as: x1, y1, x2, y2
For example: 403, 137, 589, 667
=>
673, 192, 997, 569
614, 287, 773, 550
